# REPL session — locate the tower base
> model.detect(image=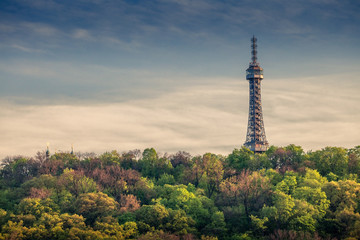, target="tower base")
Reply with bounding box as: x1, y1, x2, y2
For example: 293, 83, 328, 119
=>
244, 141, 269, 153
